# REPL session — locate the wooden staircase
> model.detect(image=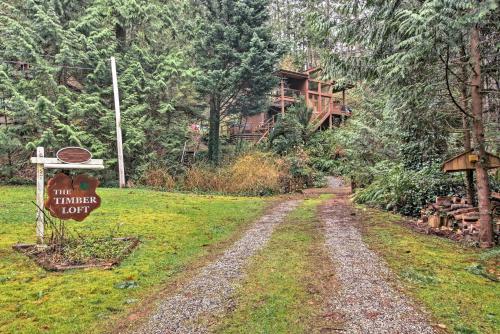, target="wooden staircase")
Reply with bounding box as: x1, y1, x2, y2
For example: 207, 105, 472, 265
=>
230, 132, 264, 142
309, 109, 332, 131
231, 116, 275, 144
